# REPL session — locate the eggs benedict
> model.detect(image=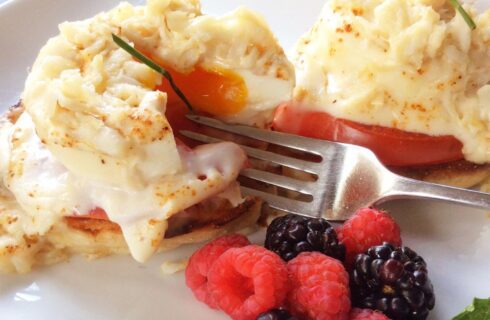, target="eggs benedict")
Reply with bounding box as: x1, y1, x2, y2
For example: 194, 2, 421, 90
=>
0, 0, 294, 273
273, 0, 490, 188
